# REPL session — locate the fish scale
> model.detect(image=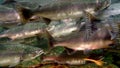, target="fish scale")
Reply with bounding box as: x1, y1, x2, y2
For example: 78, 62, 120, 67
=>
15, 0, 111, 24
42, 51, 104, 66
109, 20, 119, 39
0, 23, 47, 40
43, 52, 87, 65
51, 18, 114, 52
0, 42, 44, 67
